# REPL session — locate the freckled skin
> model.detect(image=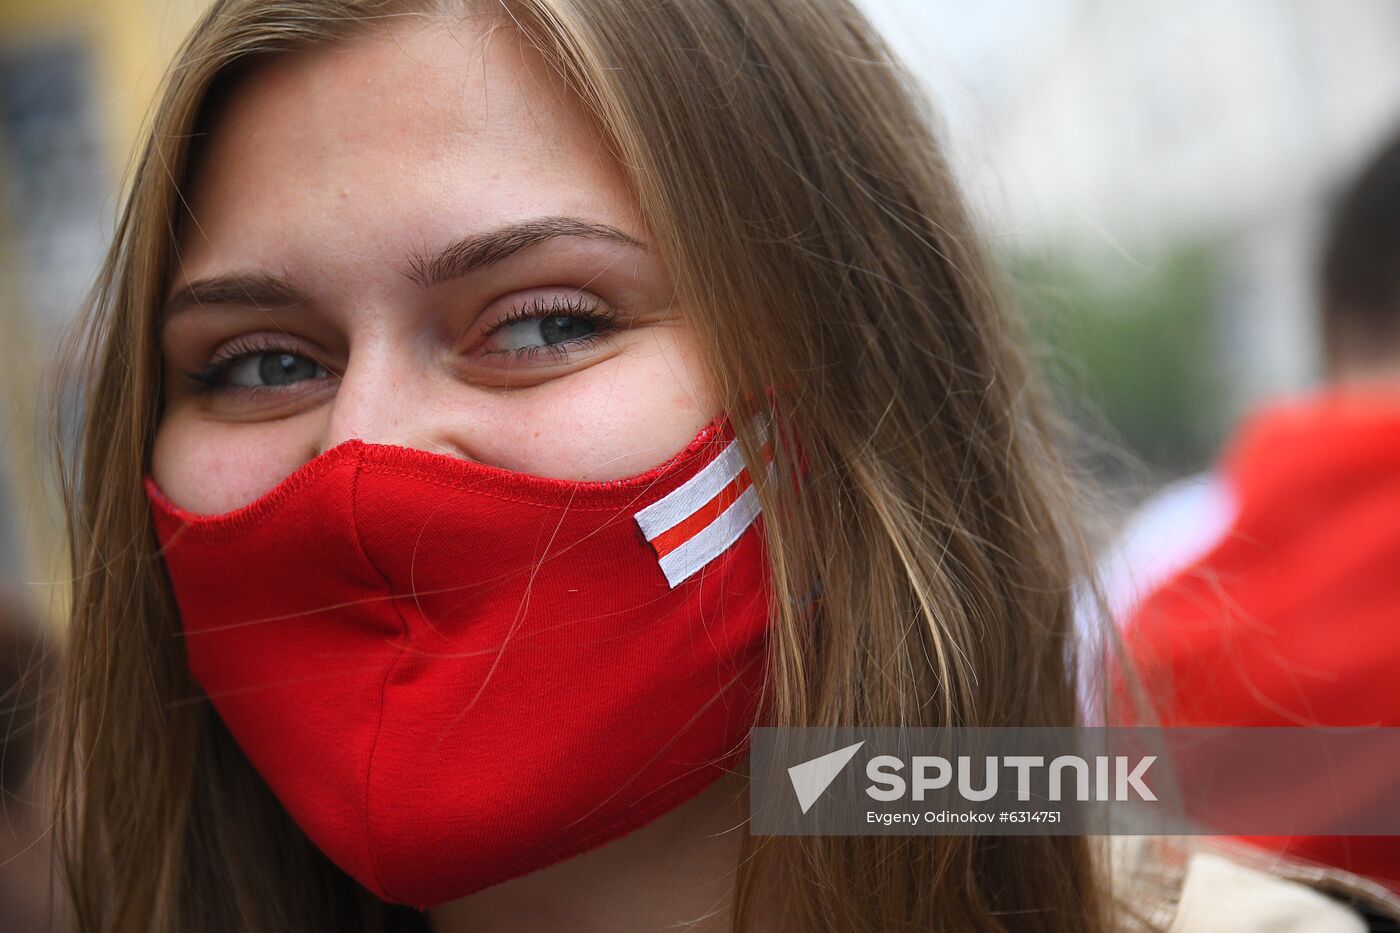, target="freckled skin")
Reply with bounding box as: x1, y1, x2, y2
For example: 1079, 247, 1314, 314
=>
151, 16, 715, 516
150, 19, 761, 931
